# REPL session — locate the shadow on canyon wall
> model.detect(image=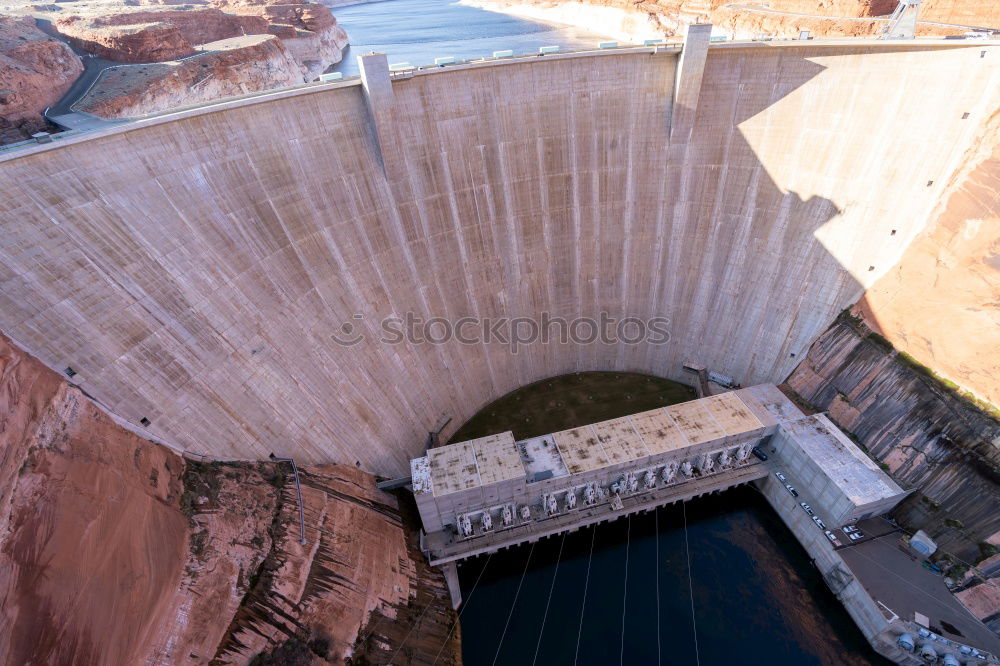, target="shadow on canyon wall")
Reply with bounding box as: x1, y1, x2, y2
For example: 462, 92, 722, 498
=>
788, 316, 1000, 563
